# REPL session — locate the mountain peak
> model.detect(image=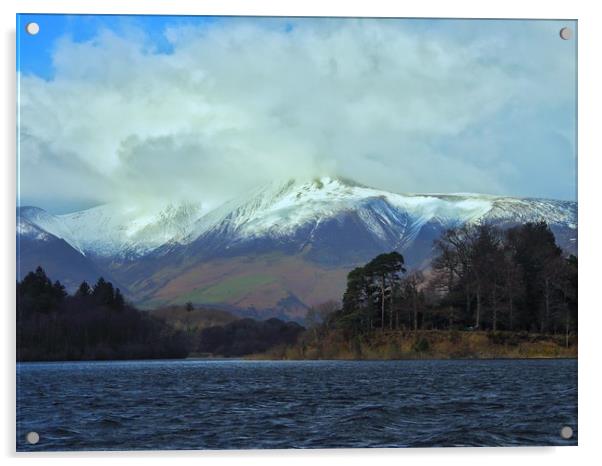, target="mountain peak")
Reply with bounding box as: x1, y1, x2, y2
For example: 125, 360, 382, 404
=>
308, 176, 367, 189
